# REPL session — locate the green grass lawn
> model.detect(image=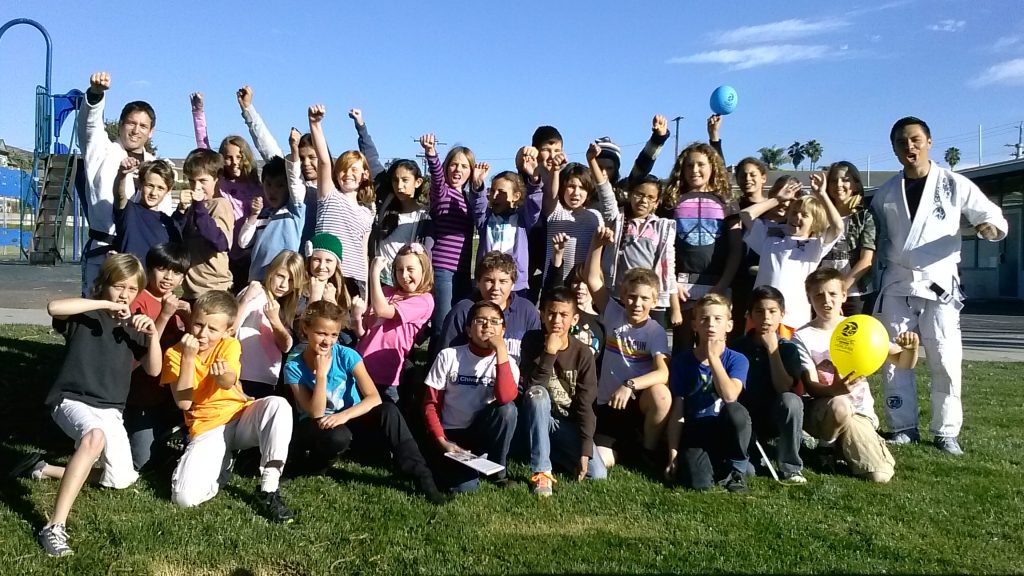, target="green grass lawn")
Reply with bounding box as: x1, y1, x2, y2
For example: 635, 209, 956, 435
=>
1, 324, 1022, 575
